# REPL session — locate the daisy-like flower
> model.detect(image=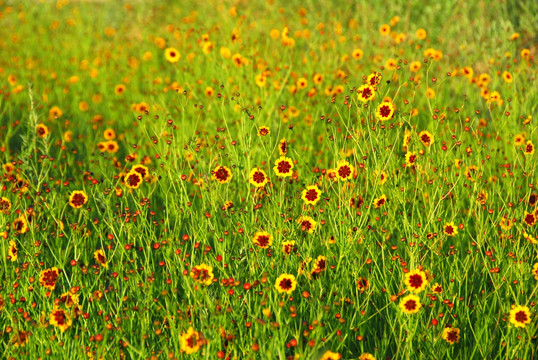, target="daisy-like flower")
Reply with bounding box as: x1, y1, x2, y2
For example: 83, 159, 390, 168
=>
418, 130, 434, 147
375, 101, 395, 121
416, 28, 427, 39
356, 277, 369, 294
212, 165, 233, 184
431, 283, 443, 294
164, 47, 181, 63
103, 128, 116, 140
190, 264, 214, 286
357, 84, 376, 102
125, 171, 143, 189
399, 294, 422, 314
301, 185, 322, 205
257, 126, 270, 136
94, 249, 108, 268
282, 240, 295, 255
273, 157, 294, 177
374, 170, 388, 185
509, 305, 531, 328
358, 353, 376, 360
249, 167, 269, 188
514, 134, 525, 147
104, 140, 119, 153
49, 105, 63, 119
524, 140, 535, 156
351, 48, 363, 60
404, 269, 429, 293
278, 138, 288, 156
132, 164, 149, 179
373, 194, 387, 208
441, 327, 460, 344
8, 240, 18, 262
59, 291, 80, 308
366, 72, 382, 86
0, 196, 11, 214
379, 24, 391, 36
253, 231, 273, 249
114, 84, 126, 96
179, 327, 202, 354
405, 151, 417, 167
532, 263, 538, 280
443, 222, 458, 236
49, 308, 72, 333
320, 351, 341, 360
40, 267, 60, 291
297, 215, 317, 234
336, 160, 354, 181
36, 123, 50, 138
68, 190, 88, 209
13, 216, 29, 234
523, 212, 536, 227
274, 273, 297, 295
